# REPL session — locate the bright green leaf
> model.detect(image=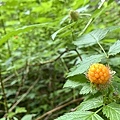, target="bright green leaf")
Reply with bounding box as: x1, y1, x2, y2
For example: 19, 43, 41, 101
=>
21, 114, 36, 120
77, 96, 103, 111
8, 112, 16, 118
102, 102, 120, 120
15, 107, 27, 114
67, 54, 104, 77
63, 75, 87, 88
55, 110, 104, 120
108, 40, 120, 56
